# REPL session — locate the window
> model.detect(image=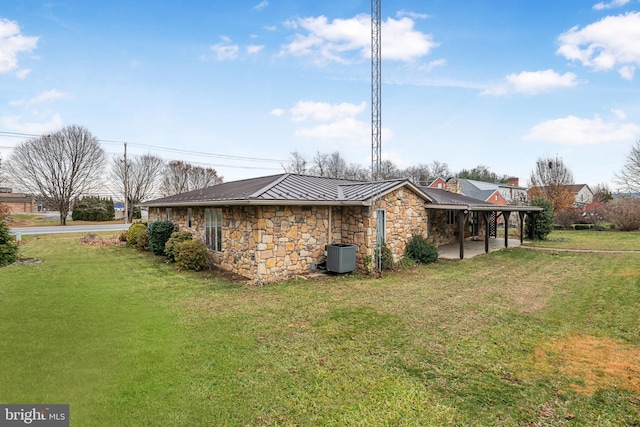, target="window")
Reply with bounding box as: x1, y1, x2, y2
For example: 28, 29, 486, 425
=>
446, 210, 456, 225
376, 209, 386, 246
205, 208, 222, 252
187, 208, 192, 228
166, 208, 172, 221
